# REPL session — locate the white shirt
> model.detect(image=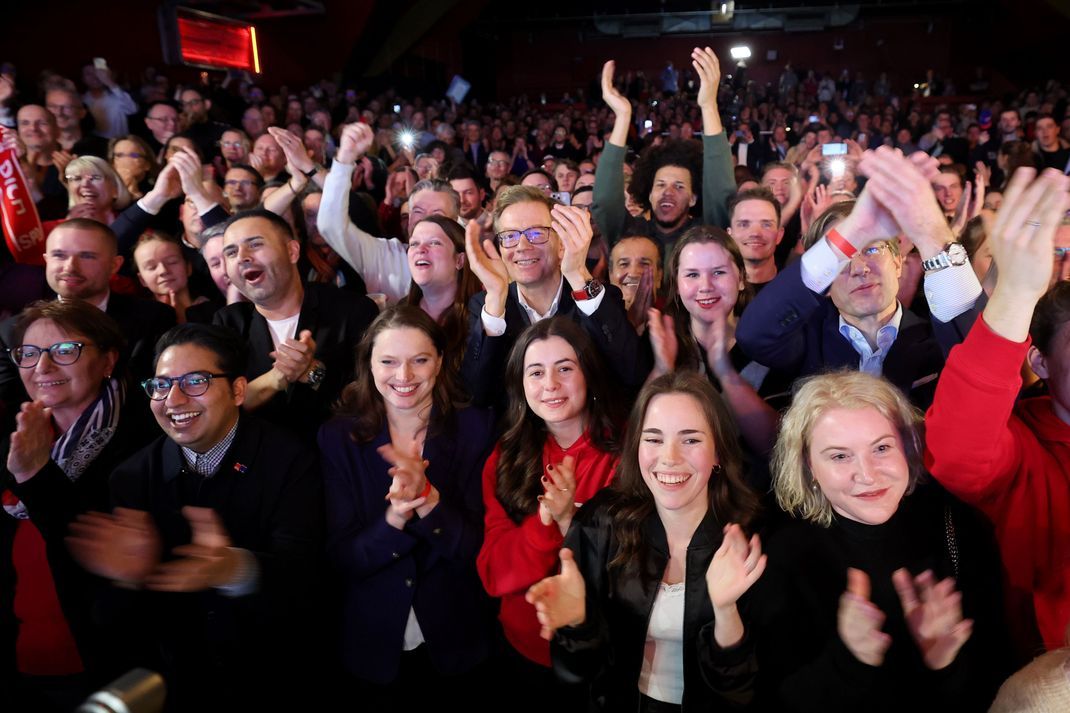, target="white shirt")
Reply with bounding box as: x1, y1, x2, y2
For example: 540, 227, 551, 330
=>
638, 581, 685, 704
265, 313, 300, 349
838, 304, 903, 375
479, 277, 606, 336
